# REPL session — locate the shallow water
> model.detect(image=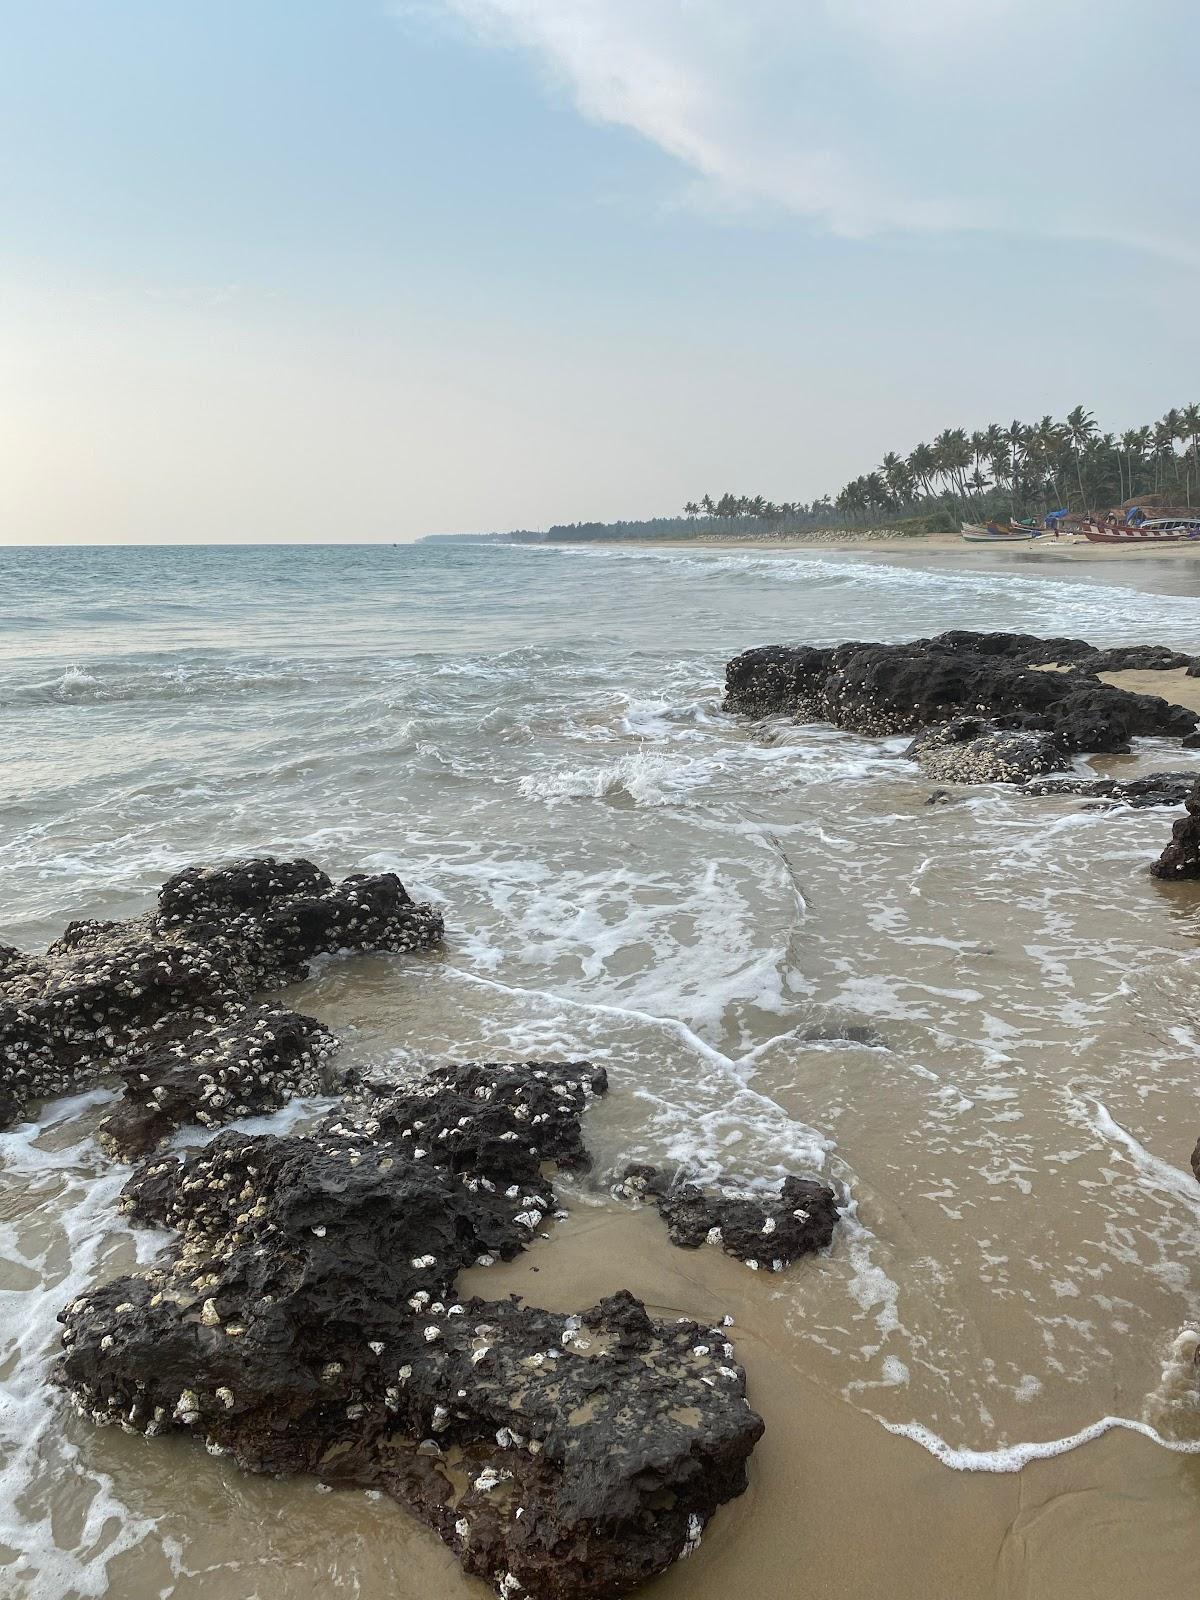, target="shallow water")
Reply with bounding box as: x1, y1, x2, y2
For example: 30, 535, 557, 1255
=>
2, 541, 1200, 1596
